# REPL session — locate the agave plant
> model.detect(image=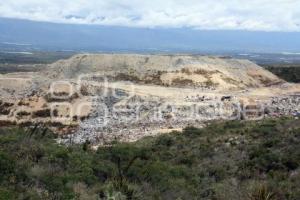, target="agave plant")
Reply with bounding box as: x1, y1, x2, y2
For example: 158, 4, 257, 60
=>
249, 184, 277, 200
